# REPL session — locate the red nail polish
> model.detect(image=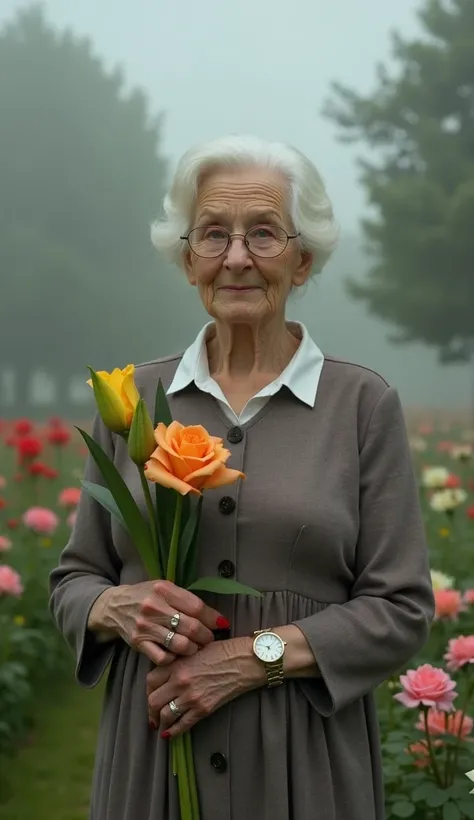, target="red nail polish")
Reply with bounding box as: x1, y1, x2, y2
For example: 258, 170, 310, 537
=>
216, 616, 231, 629
161, 731, 171, 739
